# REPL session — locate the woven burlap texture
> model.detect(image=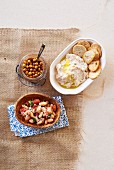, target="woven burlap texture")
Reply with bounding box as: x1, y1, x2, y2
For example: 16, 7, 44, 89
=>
0, 28, 83, 170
